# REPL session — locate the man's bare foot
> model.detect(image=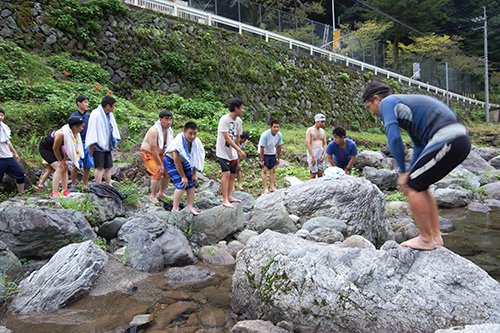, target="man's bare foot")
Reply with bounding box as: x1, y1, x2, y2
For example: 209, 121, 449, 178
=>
187, 206, 199, 216
238, 186, 244, 191
149, 197, 159, 203
269, 187, 276, 192
401, 236, 436, 250
222, 201, 235, 208
229, 197, 241, 203
157, 194, 166, 199
433, 236, 444, 246
263, 189, 269, 195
